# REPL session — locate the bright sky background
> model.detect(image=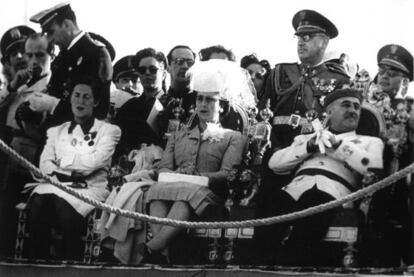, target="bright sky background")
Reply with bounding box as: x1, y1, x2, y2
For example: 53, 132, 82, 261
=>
1, 0, 413, 77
